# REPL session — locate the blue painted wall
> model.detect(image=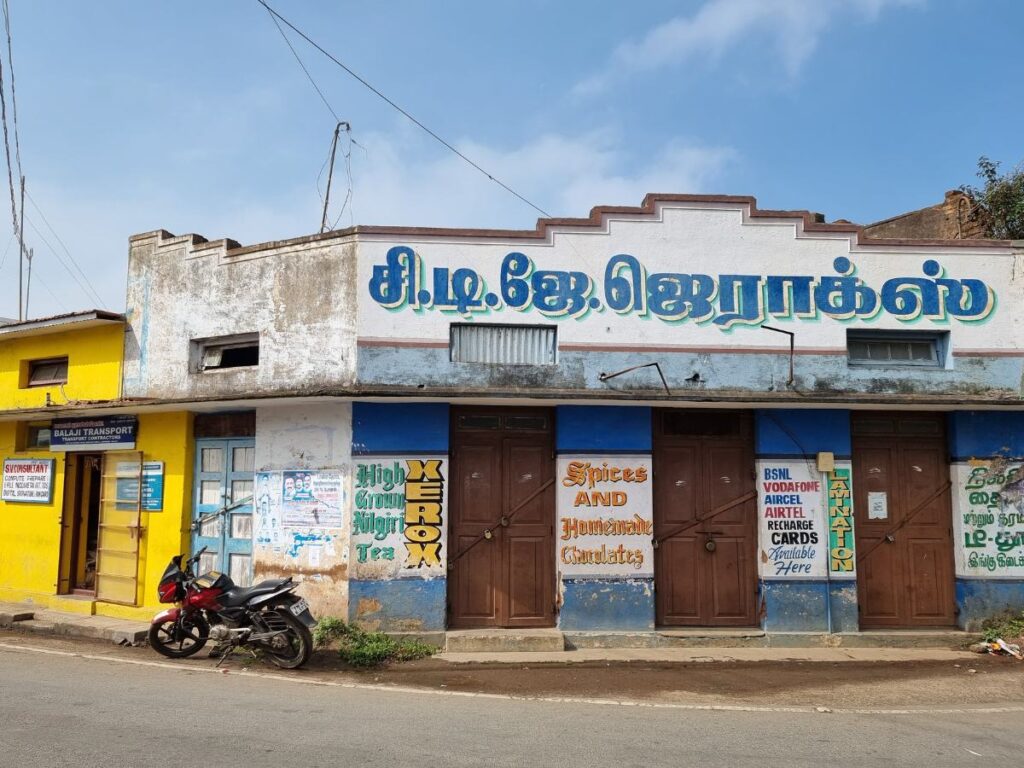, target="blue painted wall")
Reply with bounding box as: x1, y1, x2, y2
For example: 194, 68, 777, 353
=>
760, 580, 859, 633
357, 346, 1024, 400
559, 578, 655, 631
755, 408, 851, 458
956, 579, 1024, 630
950, 411, 1024, 461
349, 578, 447, 633
352, 402, 449, 455
556, 405, 652, 453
